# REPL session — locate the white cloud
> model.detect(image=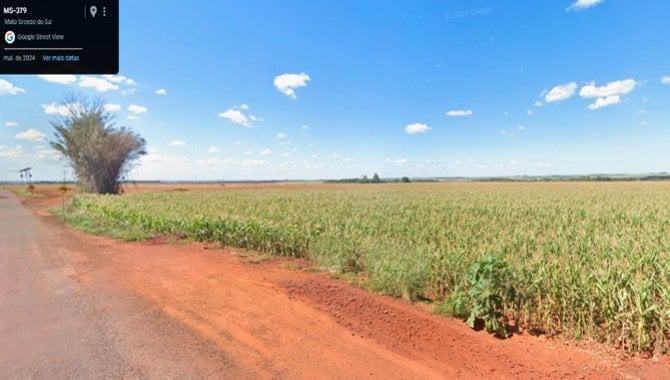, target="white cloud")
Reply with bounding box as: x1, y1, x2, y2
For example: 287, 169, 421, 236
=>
636, 109, 647, 114
517, 125, 526, 130
128, 104, 148, 114
207, 147, 219, 154
4, 121, 19, 127
233, 141, 242, 145
405, 123, 431, 135
662, 76, 670, 85
568, 0, 605, 11
37, 74, 77, 85
239, 104, 250, 110
526, 110, 534, 116
301, 125, 309, 130
385, 158, 408, 165
277, 133, 289, 139
33, 145, 59, 161
260, 149, 272, 156
446, 109, 473, 117
0, 79, 25, 95
79, 76, 119, 92
0, 145, 22, 159
127, 115, 140, 121
244, 150, 253, 155
545, 82, 577, 103
219, 108, 249, 127
274, 73, 311, 99
104, 103, 121, 112
587, 95, 621, 110
534, 162, 552, 168
168, 140, 186, 147
155, 88, 167, 95
14, 129, 46, 141
639, 120, 649, 128
42, 103, 71, 116
103, 74, 136, 86
579, 79, 637, 98
534, 101, 543, 107
242, 159, 267, 167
